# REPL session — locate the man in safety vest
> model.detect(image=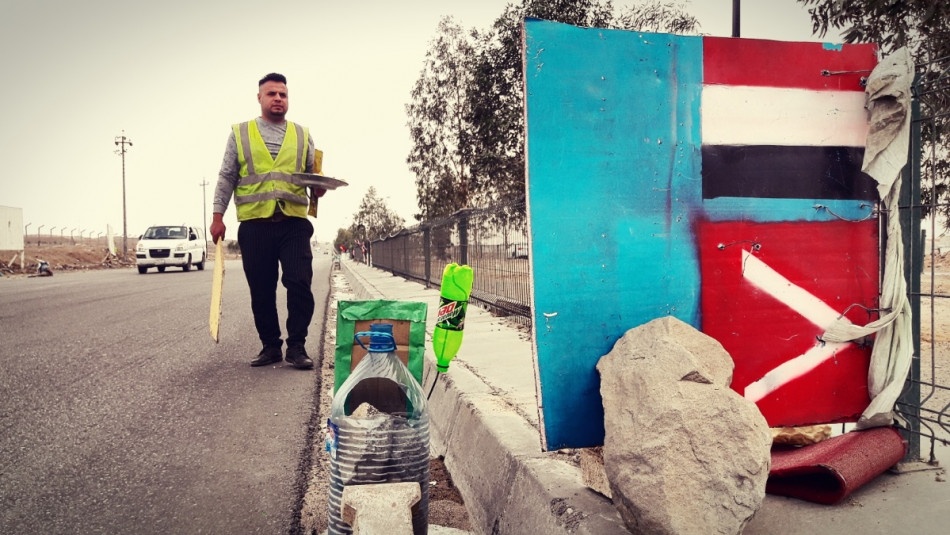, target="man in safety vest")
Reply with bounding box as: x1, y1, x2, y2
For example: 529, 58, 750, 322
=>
210, 72, 325, 370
